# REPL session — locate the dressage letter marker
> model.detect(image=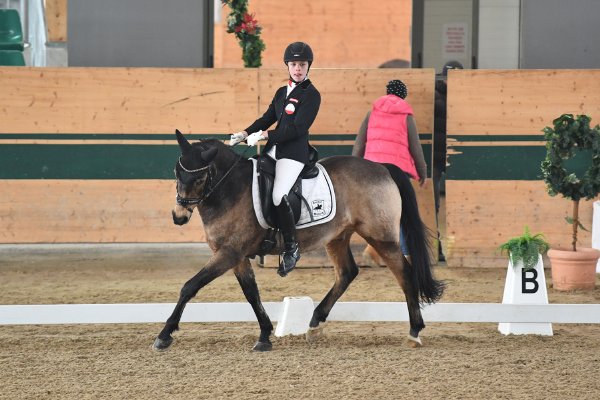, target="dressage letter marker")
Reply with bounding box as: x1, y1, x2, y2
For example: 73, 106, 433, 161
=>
498, 255, 553, 336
